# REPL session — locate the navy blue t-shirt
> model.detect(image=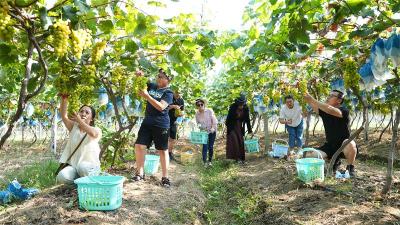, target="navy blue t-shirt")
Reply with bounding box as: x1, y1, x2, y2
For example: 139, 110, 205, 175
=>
142, 83, 173, 128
